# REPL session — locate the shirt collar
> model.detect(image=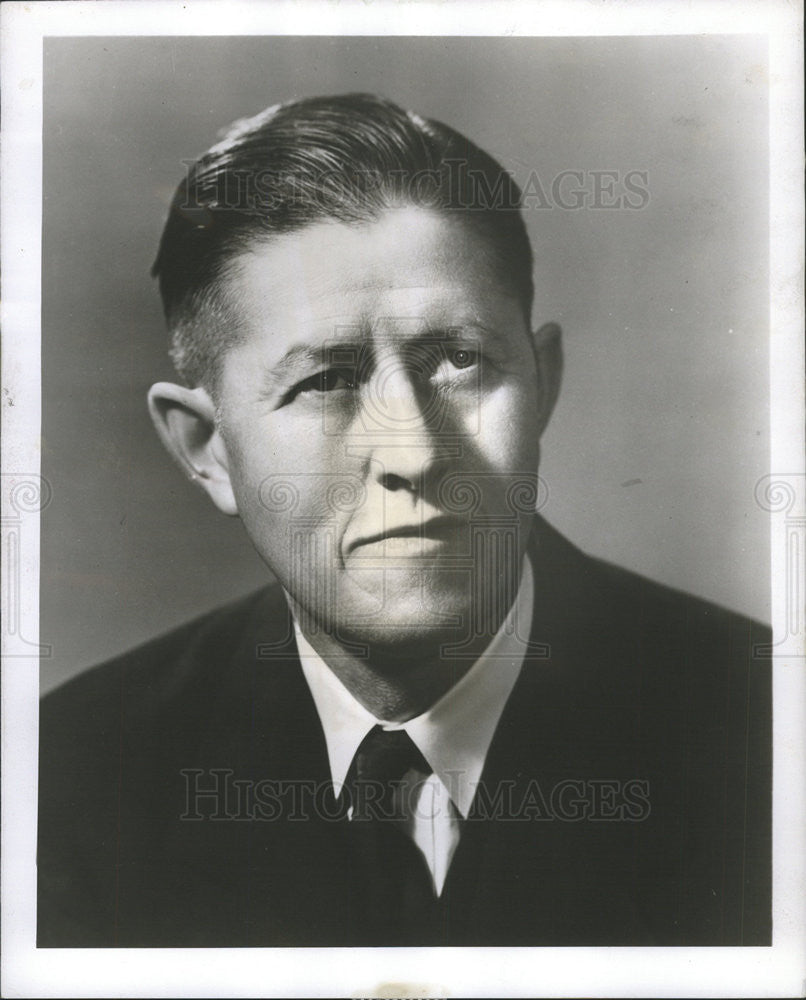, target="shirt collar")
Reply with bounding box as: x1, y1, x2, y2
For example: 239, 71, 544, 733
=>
293, 554, 534, 819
